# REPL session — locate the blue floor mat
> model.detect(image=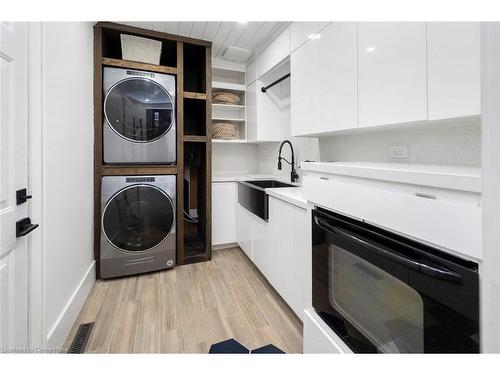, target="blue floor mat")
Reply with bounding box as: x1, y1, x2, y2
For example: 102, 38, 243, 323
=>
209, 339, 285, 354
209, 339, 249, 354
